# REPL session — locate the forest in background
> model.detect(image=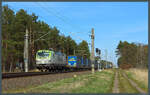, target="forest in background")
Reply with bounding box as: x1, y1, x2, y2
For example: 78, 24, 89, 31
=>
116, 41, 148, 69
2, 5, 147, 72
2, 5, 90, 72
